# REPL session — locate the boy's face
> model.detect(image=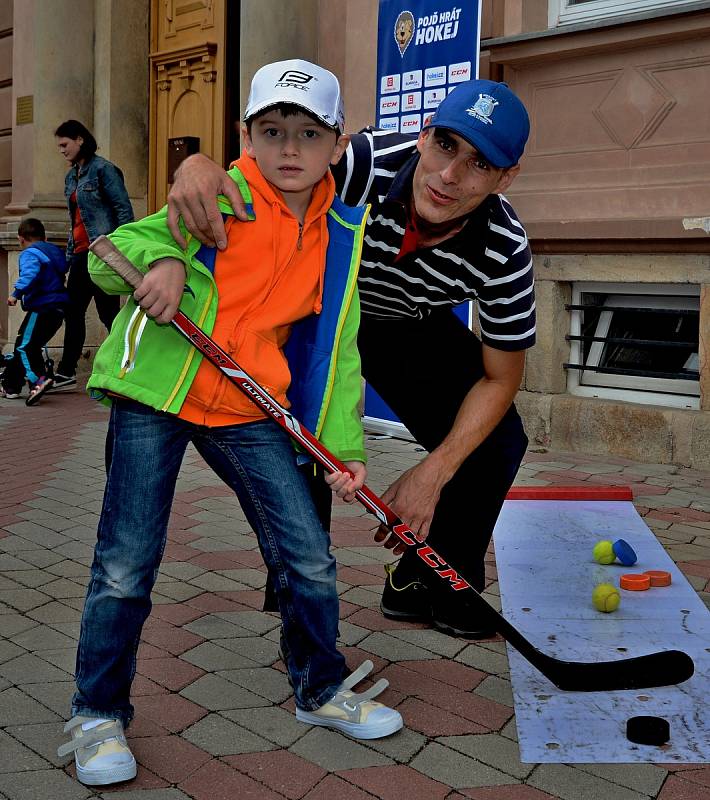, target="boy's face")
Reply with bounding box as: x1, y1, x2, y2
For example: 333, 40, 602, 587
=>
242, 111, 349, 201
